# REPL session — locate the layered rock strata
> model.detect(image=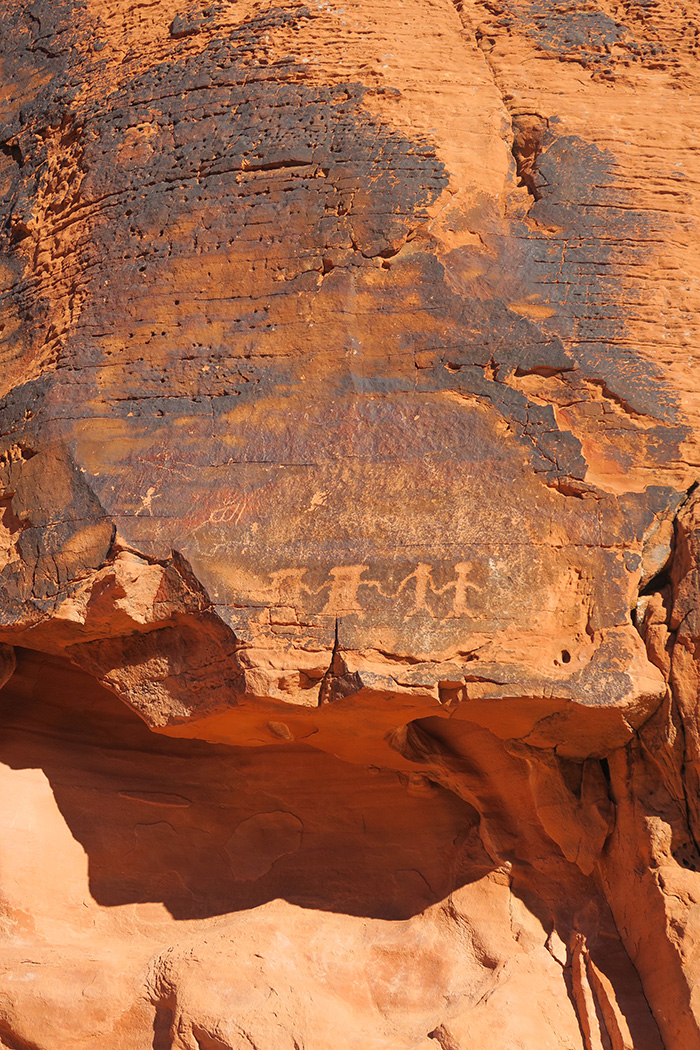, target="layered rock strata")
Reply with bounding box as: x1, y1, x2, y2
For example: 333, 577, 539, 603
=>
1, 0, 700, 1046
